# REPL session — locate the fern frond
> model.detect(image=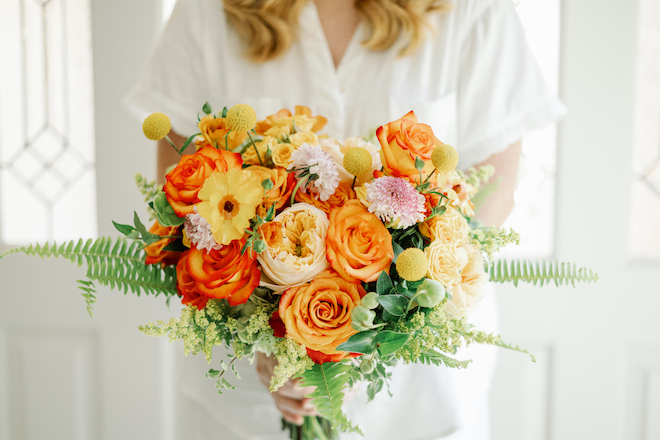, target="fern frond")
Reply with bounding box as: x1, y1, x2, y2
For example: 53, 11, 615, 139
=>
2, 237, 178, 303
298, 362, 363, 435
486, 259, 598, 287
